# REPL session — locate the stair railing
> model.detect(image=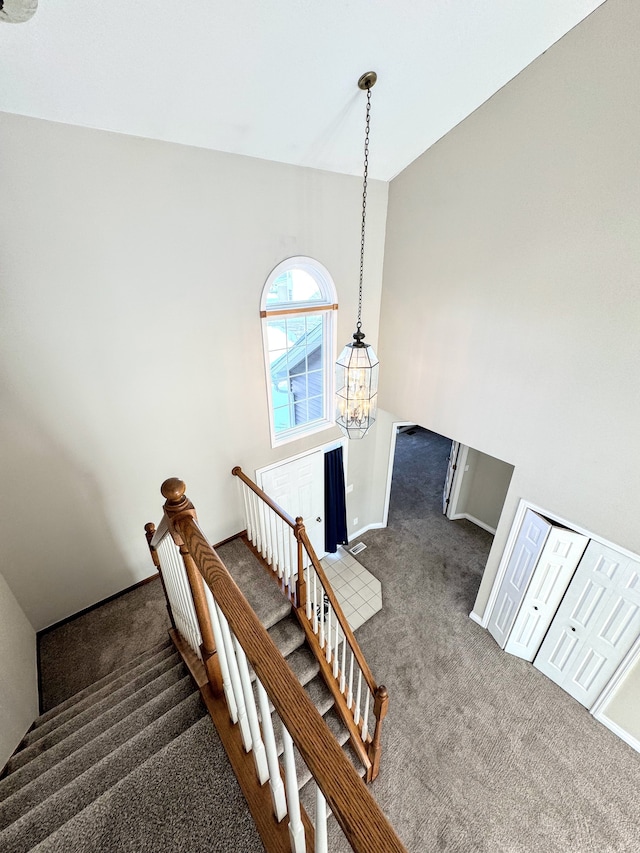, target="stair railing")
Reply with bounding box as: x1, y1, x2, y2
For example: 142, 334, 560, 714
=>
232, 466, 388, 782
147, 478, 407, 853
